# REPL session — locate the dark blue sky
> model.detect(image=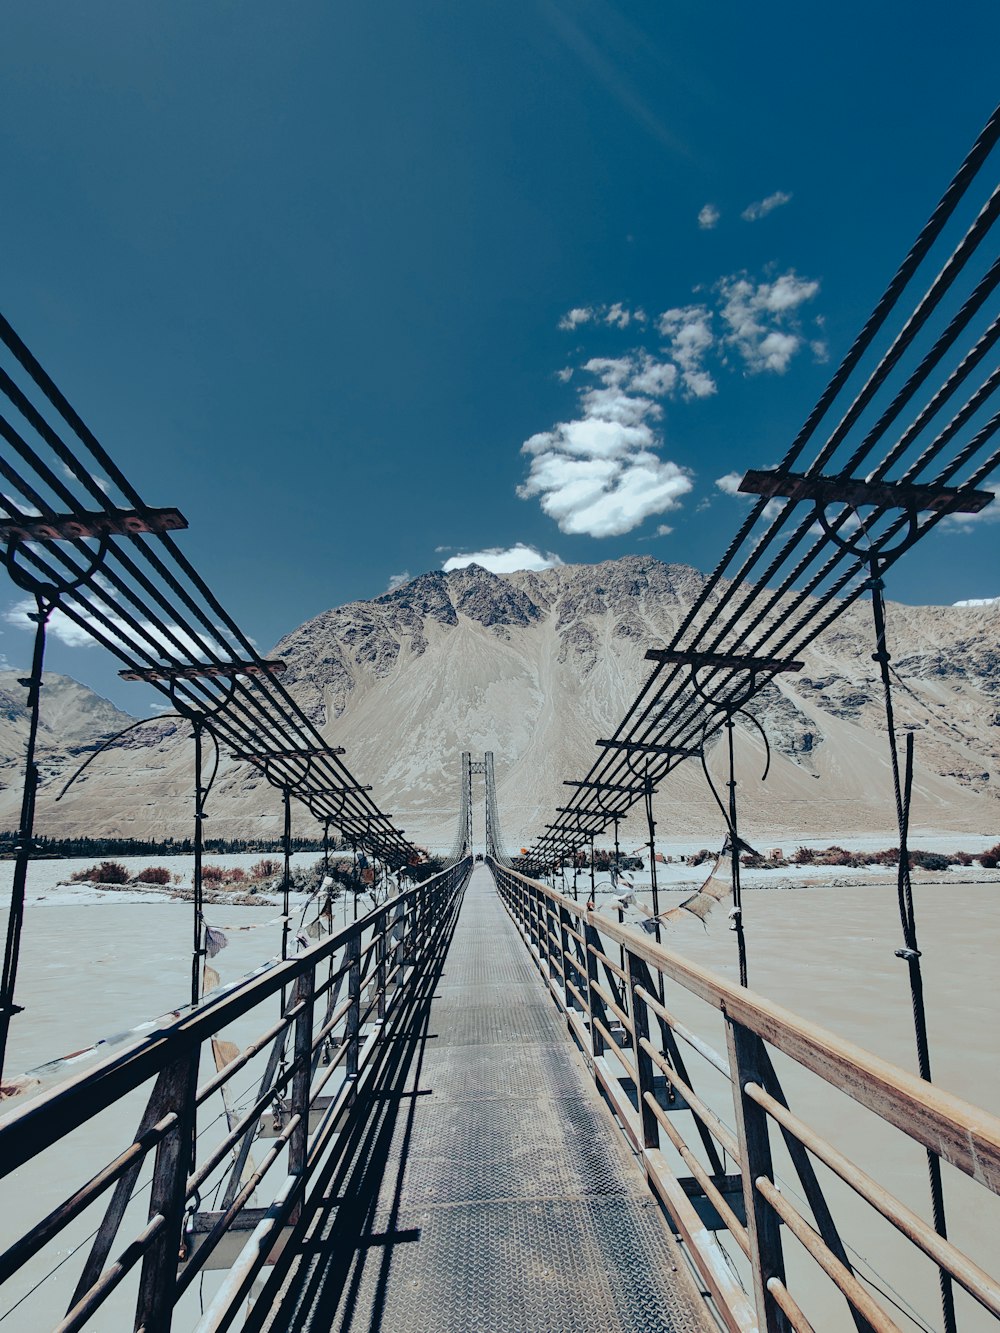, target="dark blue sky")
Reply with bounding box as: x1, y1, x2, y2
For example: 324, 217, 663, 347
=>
2, 2, 998, 709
